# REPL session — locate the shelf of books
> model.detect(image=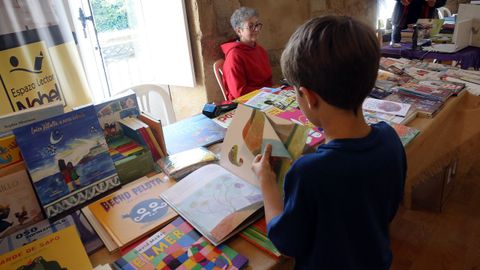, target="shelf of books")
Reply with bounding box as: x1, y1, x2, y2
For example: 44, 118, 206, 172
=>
1, 57, 480, 269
